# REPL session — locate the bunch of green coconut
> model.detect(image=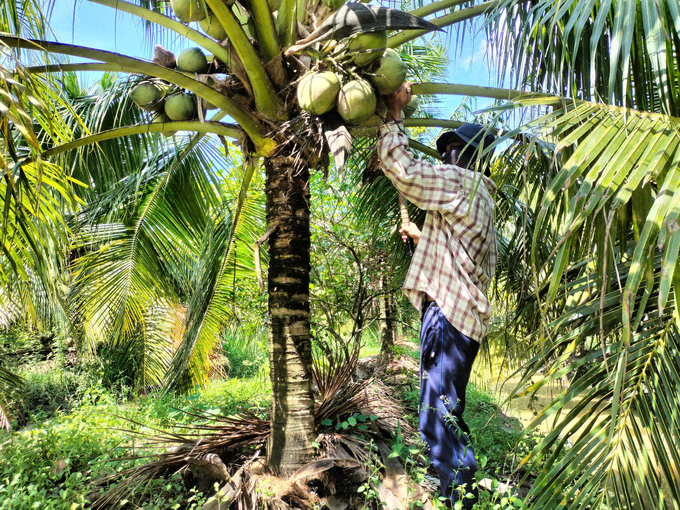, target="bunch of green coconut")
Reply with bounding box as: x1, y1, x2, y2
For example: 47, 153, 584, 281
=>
296, 30, 419, 124
128, 0, 237, 136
